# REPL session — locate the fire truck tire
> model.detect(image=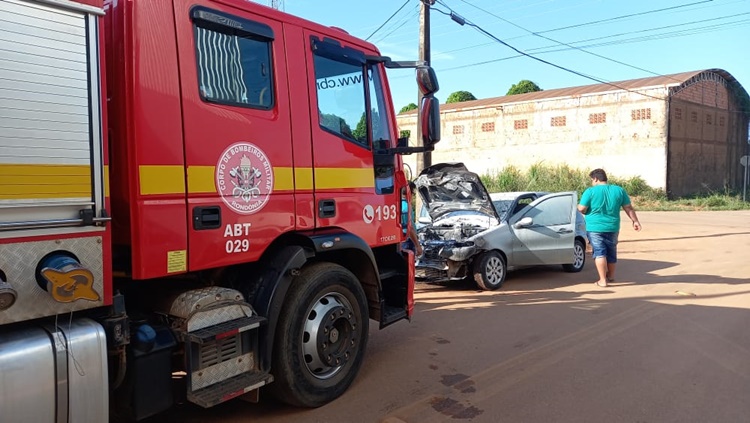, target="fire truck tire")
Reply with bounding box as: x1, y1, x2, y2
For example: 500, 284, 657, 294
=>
269, 262, 369, 407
